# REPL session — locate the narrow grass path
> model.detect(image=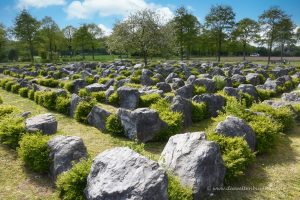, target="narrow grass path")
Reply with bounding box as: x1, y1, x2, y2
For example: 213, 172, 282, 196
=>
1, 89, 300, 199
